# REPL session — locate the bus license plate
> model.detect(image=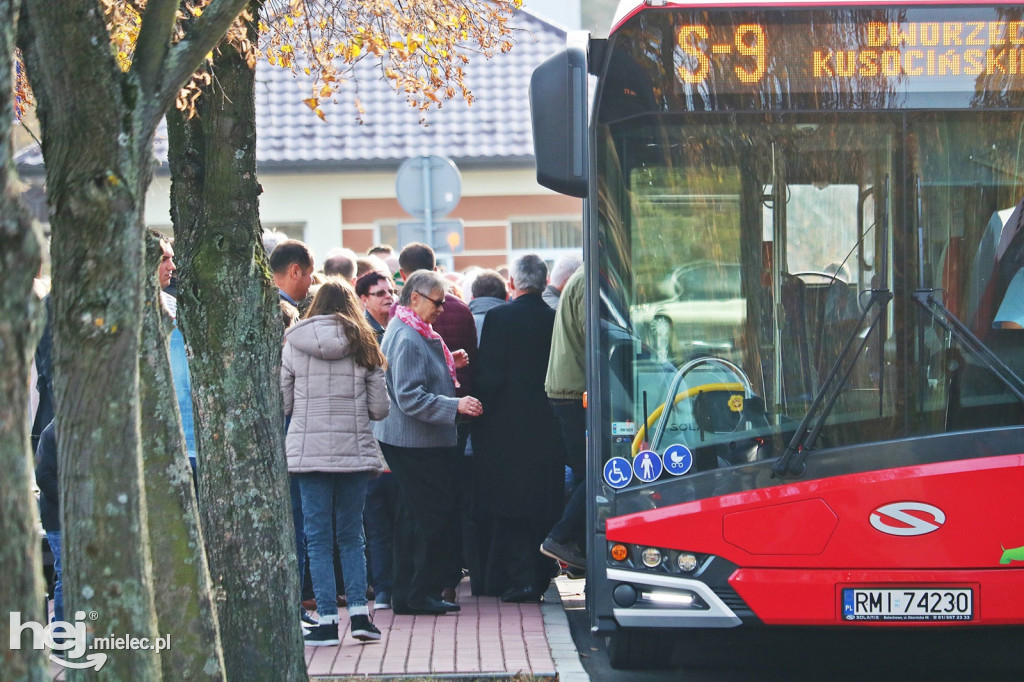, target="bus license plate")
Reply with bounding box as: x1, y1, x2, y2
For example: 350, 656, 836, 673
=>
841, 588, 973, 622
